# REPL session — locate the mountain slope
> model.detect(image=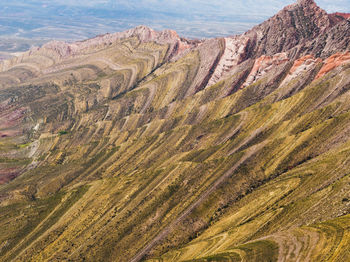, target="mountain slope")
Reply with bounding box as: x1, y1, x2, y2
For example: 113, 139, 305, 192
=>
0, 1, 350, 261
